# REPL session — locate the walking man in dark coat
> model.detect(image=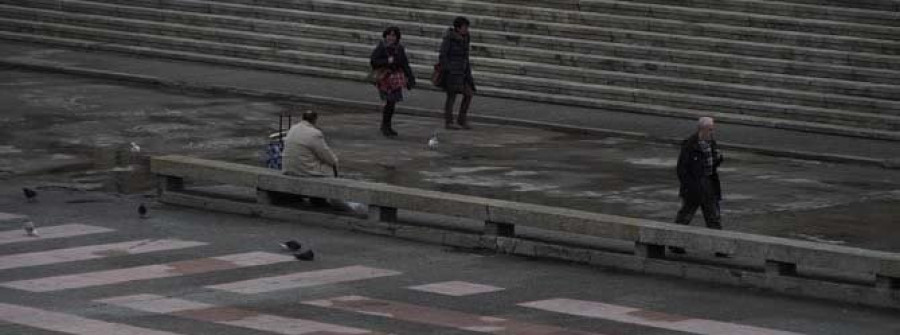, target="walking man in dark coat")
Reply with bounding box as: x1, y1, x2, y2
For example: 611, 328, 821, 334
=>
438, 16, 476, 130
671, 117, 724, 254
